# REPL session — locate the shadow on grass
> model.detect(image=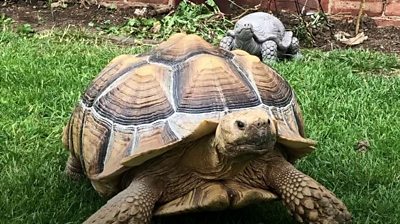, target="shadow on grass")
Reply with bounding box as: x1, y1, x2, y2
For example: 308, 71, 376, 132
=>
152, 201, 294, 224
